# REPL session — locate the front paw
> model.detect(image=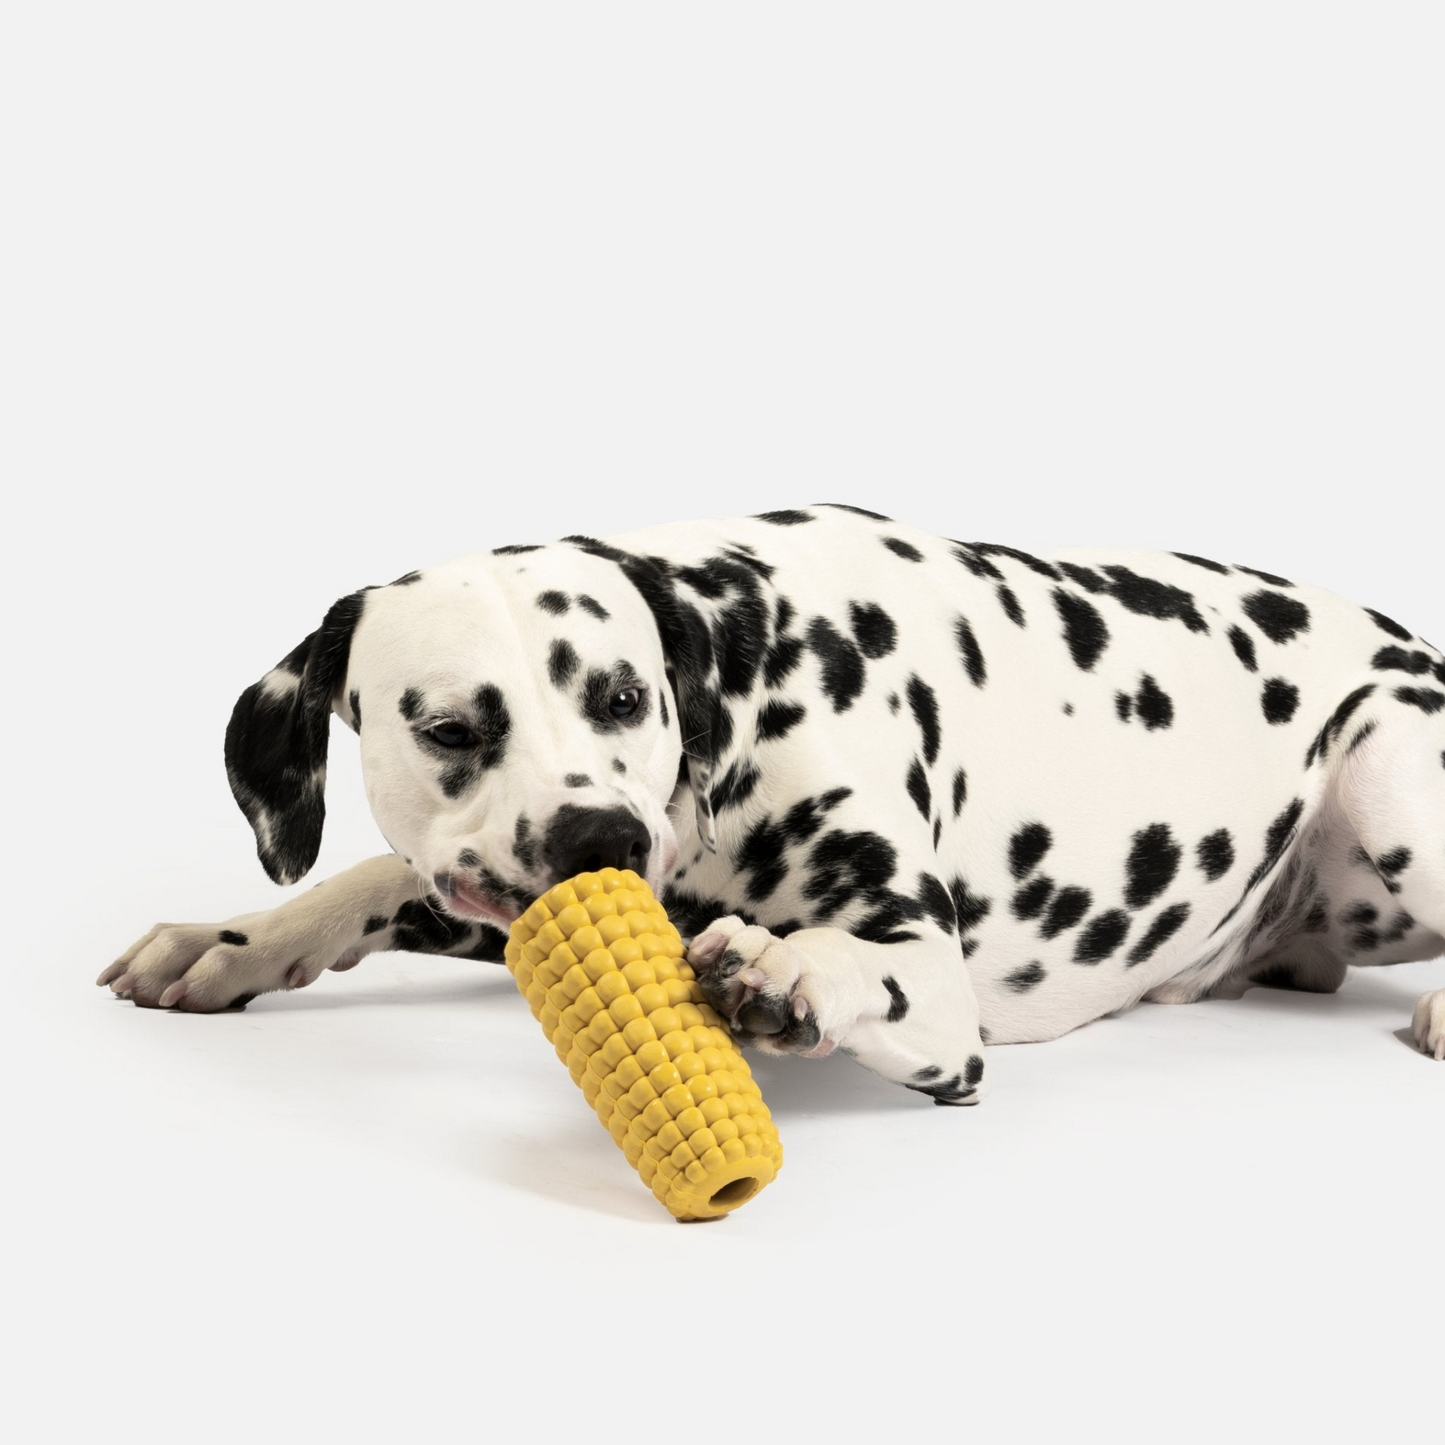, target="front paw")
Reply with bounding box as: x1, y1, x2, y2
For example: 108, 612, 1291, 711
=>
97, 919, 327, 1012
1413, 989, 1445, 1061
687, 916, 838, 1058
